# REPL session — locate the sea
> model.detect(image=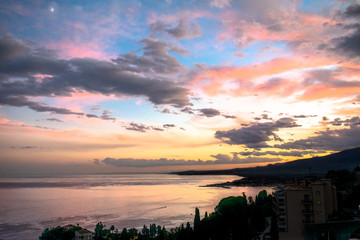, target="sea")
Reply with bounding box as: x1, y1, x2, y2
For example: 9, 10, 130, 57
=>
0, 173, 273, 240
